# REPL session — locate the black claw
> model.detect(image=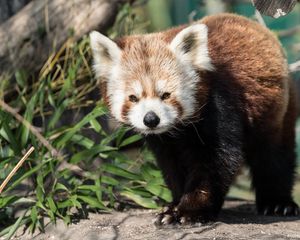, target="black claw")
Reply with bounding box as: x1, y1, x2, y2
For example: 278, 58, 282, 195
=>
179, 216, 191, 225
153, 206, 213, 226
263, 206, 270, 216
153, 214, 163, 227
274, 205, 281, 214
294, 207, 299, 216
153, 205, 179, 226
283, 206, 292, 216
258, 201, 299, 217
161, 214, 174, 225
